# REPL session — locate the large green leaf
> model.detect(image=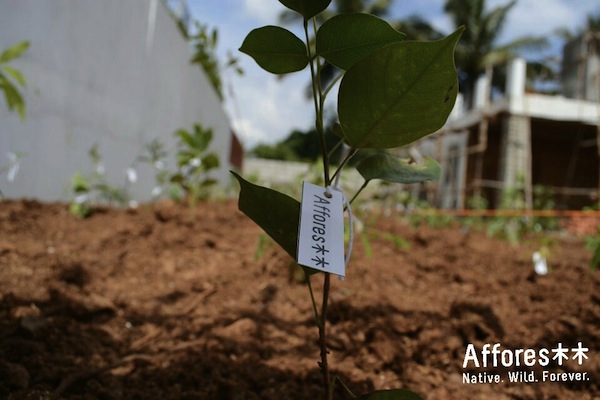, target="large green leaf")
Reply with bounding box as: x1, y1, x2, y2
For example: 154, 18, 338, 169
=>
231, 172, 300, 259
0, 41, 30, 64
278, 0, 332, 20
338, 27, 464, 149
316, 13, 405, 70
240, 26, 308, 74
356, 153, 440, 184
357, 389, 423, 400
